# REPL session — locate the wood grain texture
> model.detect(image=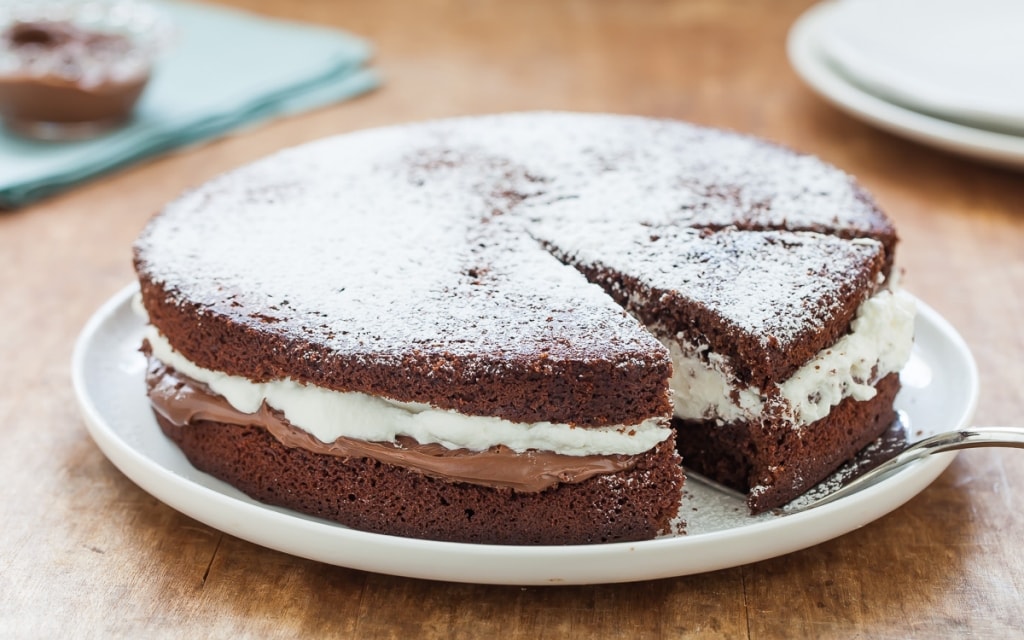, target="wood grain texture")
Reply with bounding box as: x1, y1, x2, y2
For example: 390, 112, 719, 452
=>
2, 0, 1022, 637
